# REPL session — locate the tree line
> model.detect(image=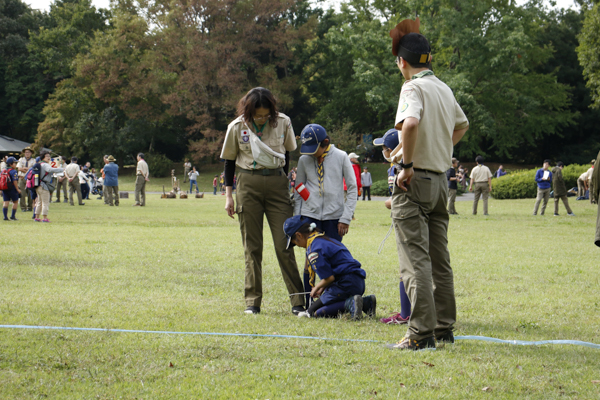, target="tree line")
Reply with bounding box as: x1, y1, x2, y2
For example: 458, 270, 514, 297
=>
1, 0, 600, 168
